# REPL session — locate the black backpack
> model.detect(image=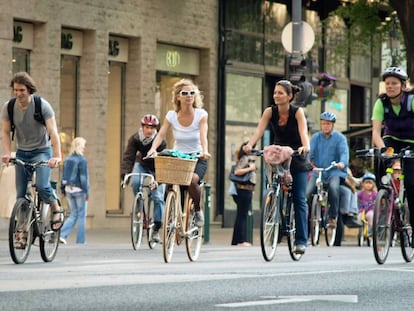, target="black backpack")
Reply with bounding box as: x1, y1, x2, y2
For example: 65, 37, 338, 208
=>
7, 95, 46, 140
